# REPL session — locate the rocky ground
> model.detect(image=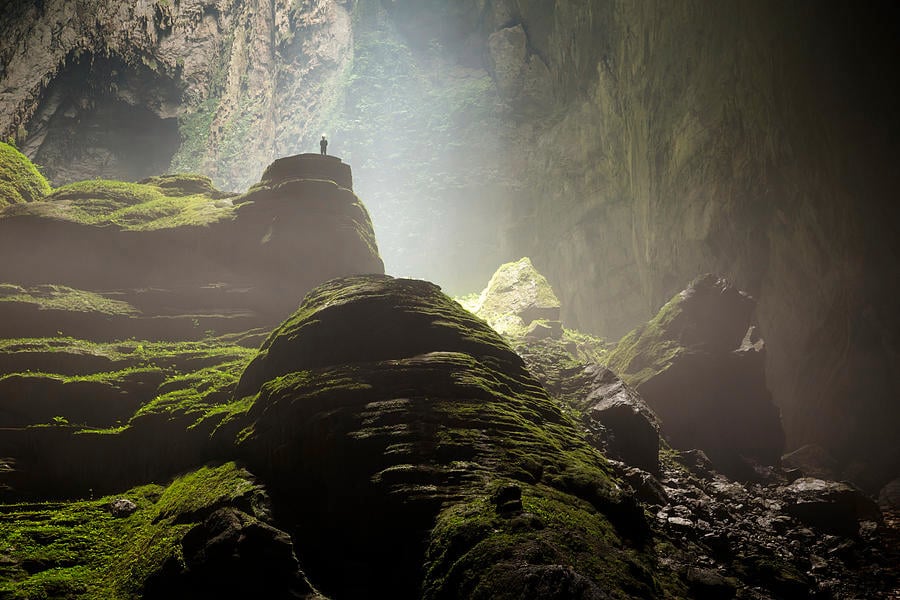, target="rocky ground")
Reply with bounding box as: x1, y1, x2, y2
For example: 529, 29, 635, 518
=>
470, 258, 899, 599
